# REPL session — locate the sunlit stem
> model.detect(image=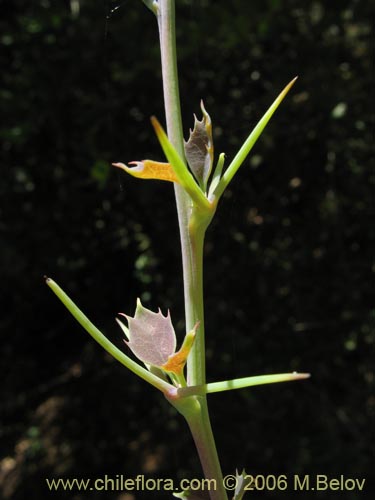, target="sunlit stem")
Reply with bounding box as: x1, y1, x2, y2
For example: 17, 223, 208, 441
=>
157, 1, 226, 499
